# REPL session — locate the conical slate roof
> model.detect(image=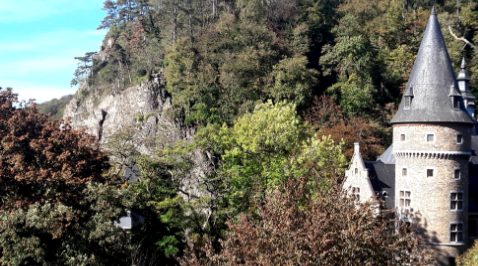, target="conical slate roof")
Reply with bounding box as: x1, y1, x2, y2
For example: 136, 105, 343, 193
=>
390, 8, 475, 125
